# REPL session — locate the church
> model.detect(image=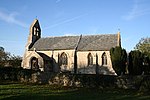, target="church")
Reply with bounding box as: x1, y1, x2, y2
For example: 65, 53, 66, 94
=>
22, 19, 121, 75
